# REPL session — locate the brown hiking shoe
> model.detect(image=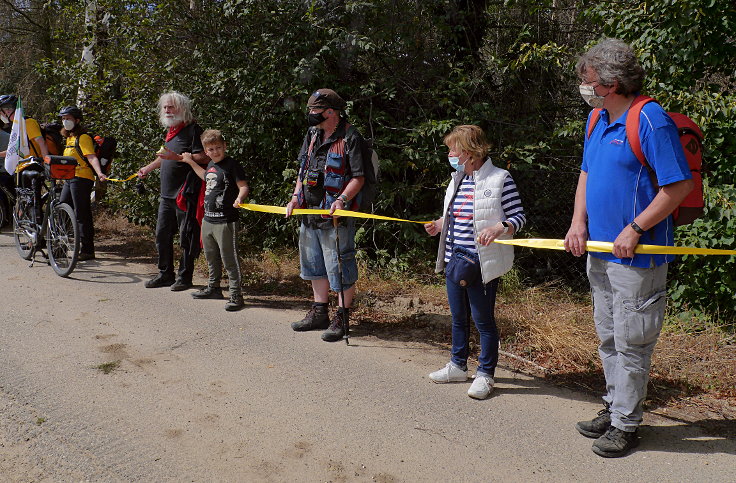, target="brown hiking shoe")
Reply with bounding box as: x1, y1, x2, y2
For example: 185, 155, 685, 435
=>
291, 304, 329, 331
321, 309, 347, 342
